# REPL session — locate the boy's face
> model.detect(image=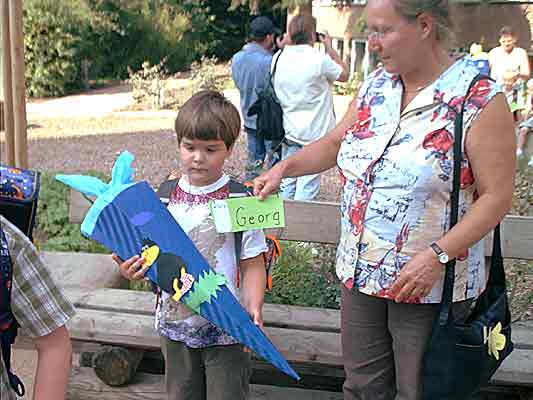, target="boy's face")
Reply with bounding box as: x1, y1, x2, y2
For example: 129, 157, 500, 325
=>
178, 138, 232, 186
